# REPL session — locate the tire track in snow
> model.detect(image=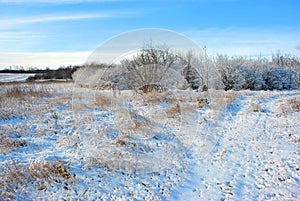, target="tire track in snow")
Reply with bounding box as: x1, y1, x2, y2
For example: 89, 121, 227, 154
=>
172, 91, 300, 200
170, 93, 253, 200
218, 92, 299, 200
